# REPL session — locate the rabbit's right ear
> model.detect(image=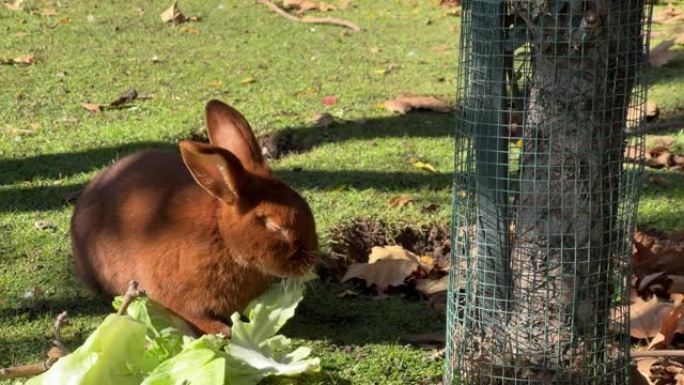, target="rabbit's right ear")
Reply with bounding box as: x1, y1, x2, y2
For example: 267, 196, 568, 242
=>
205, 100, 267, 174
179, 141, 247, 205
